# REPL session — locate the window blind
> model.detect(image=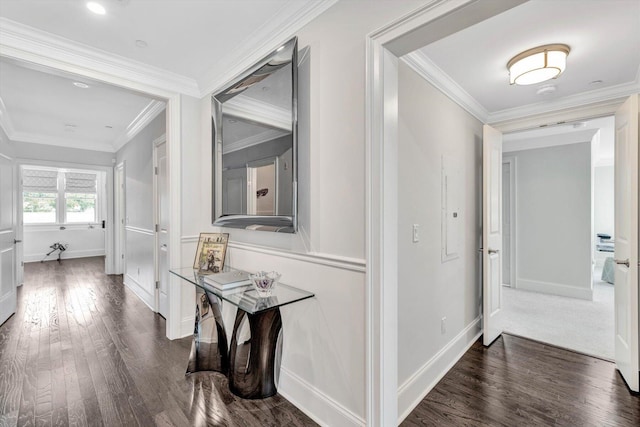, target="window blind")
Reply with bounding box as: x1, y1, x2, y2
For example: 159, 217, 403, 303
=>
65, 172, 97, 194
22, 169, 58, 193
